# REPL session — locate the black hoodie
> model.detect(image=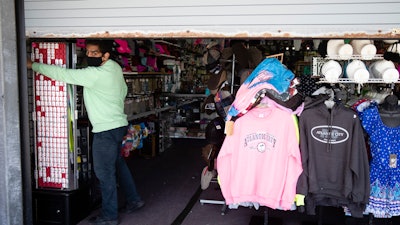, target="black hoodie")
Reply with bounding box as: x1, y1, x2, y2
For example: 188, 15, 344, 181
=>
296, 95, 370, 218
